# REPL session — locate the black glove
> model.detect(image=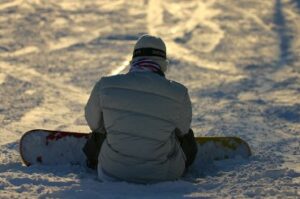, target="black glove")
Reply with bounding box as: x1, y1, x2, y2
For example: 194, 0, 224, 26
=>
176, 128, 198, 168
82, 131, 106, 170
